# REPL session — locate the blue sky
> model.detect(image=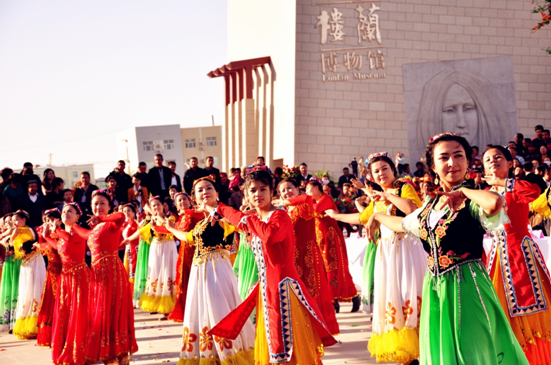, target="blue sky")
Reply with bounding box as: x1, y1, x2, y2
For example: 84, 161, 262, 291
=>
0, 1, 227, 174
